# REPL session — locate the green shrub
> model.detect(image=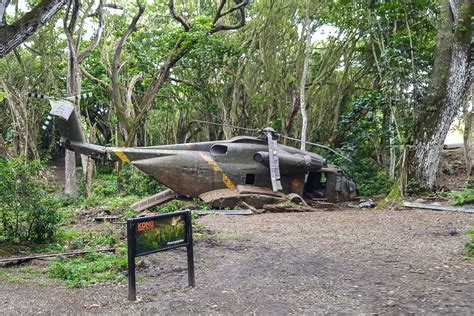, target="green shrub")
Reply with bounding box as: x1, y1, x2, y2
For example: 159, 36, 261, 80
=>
121, 165, 165, 197
48, 250, 127, 287
0, 157, 60, 242
450, 189, 474, 206
92, 173, 118, 197
332, 93, 394, 196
